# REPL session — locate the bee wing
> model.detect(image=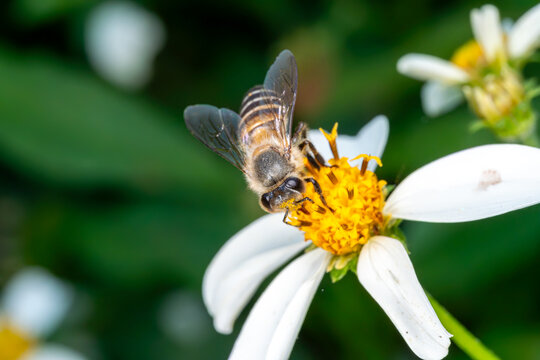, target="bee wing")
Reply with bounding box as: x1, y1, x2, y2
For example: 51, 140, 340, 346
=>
263, 50, 298, 150
184, 105, 246, 172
